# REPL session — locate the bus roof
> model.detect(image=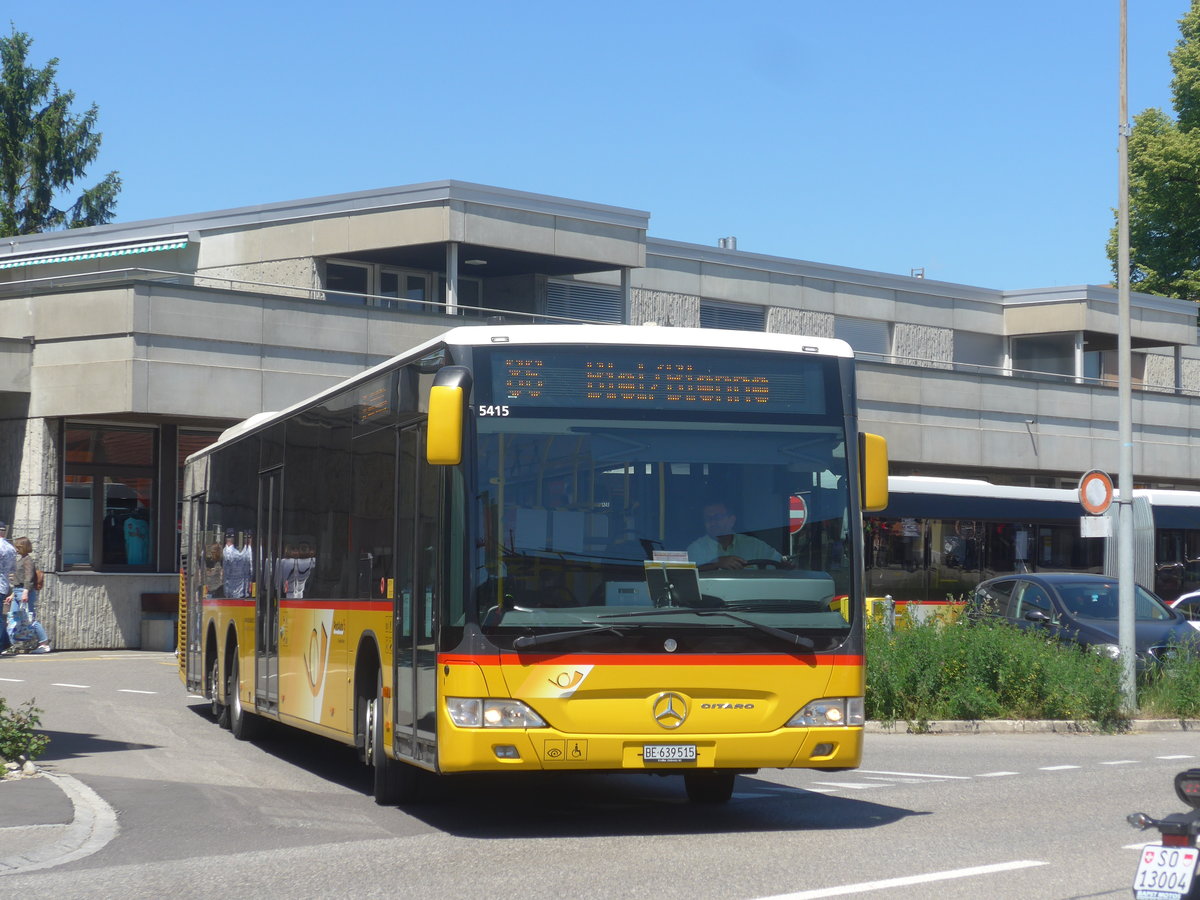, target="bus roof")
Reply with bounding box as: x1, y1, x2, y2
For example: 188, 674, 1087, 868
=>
196, 323, 853, 463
